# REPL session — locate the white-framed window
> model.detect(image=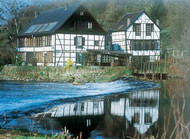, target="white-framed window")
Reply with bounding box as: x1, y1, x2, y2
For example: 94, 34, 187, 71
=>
101, 55, 111, 63
77, 36, 82, 46
133, 23, 141, 36
87, 22, 92, 29
146, 24, 154, 36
